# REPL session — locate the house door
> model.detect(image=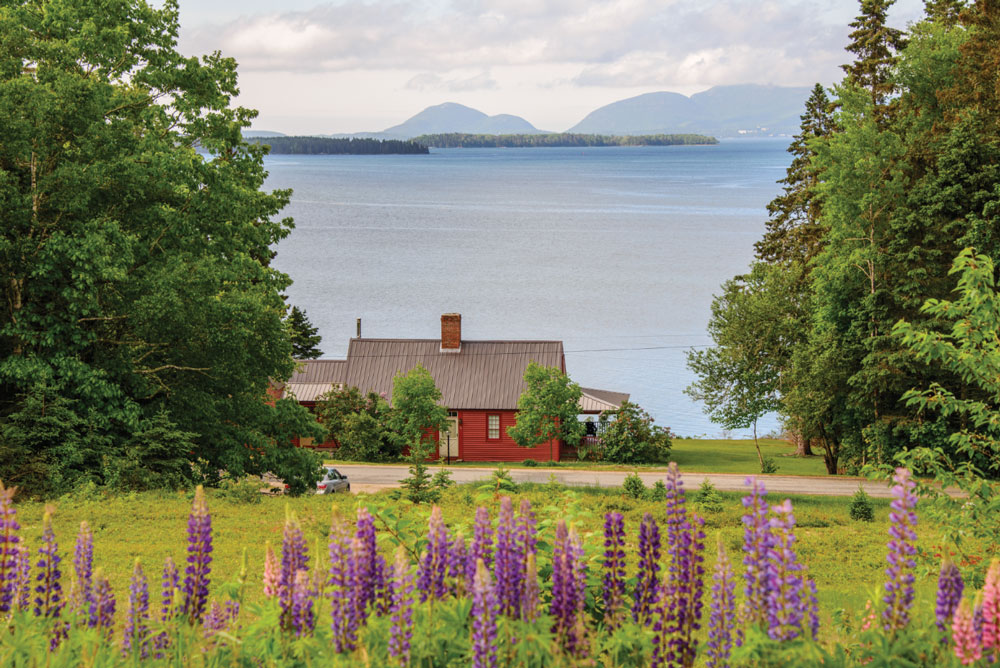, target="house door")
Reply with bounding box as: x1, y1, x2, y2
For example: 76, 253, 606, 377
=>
440, 417, 459, 460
